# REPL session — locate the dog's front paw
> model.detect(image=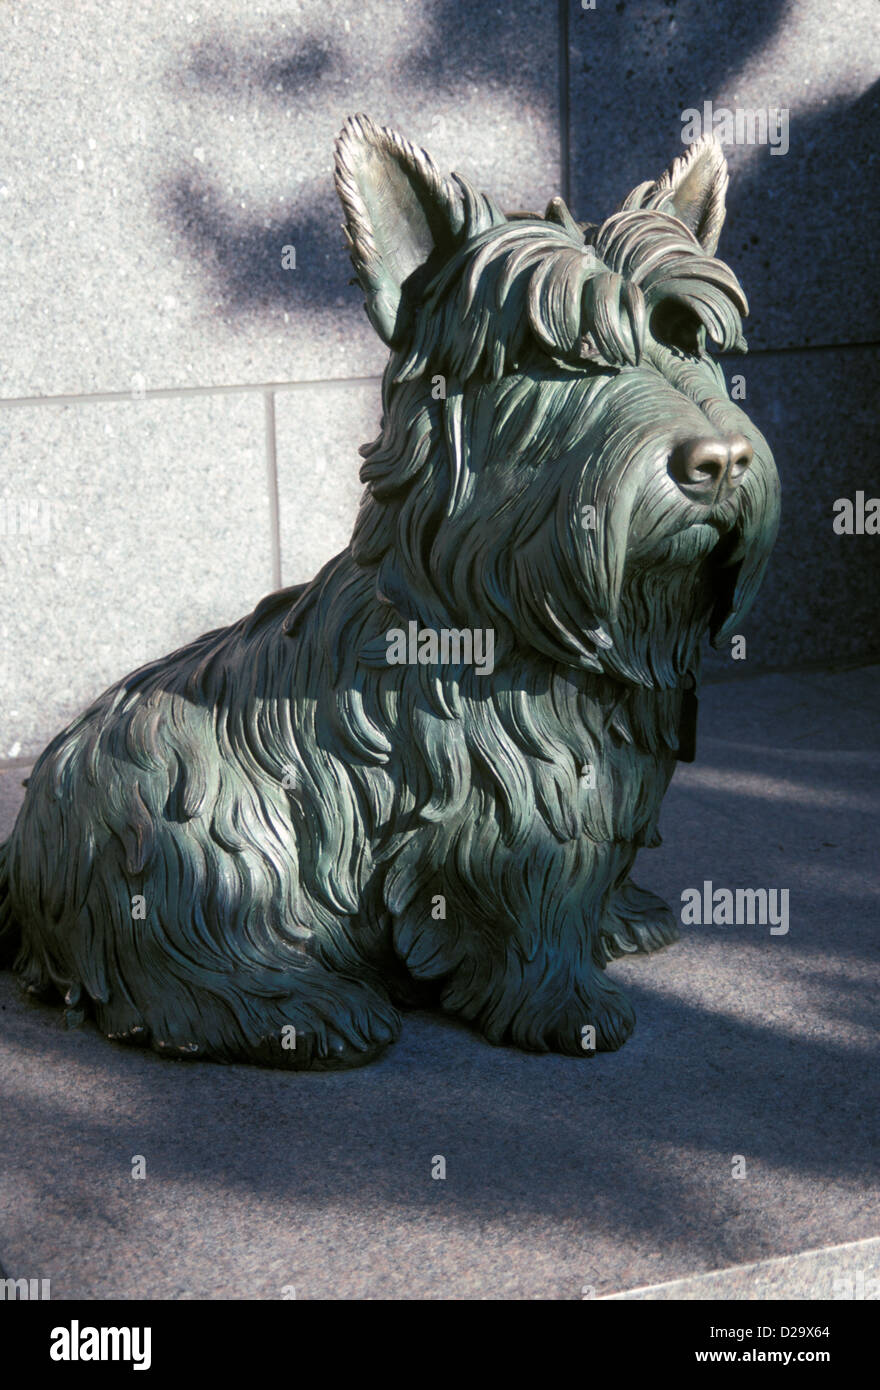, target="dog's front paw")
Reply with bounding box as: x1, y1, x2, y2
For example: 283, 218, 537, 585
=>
507, 970, 636, 1056
598, 878, 679, 963
263, 1028, 394, 1071
251, 1000, 401, 1071
561, 972, 636, 1055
